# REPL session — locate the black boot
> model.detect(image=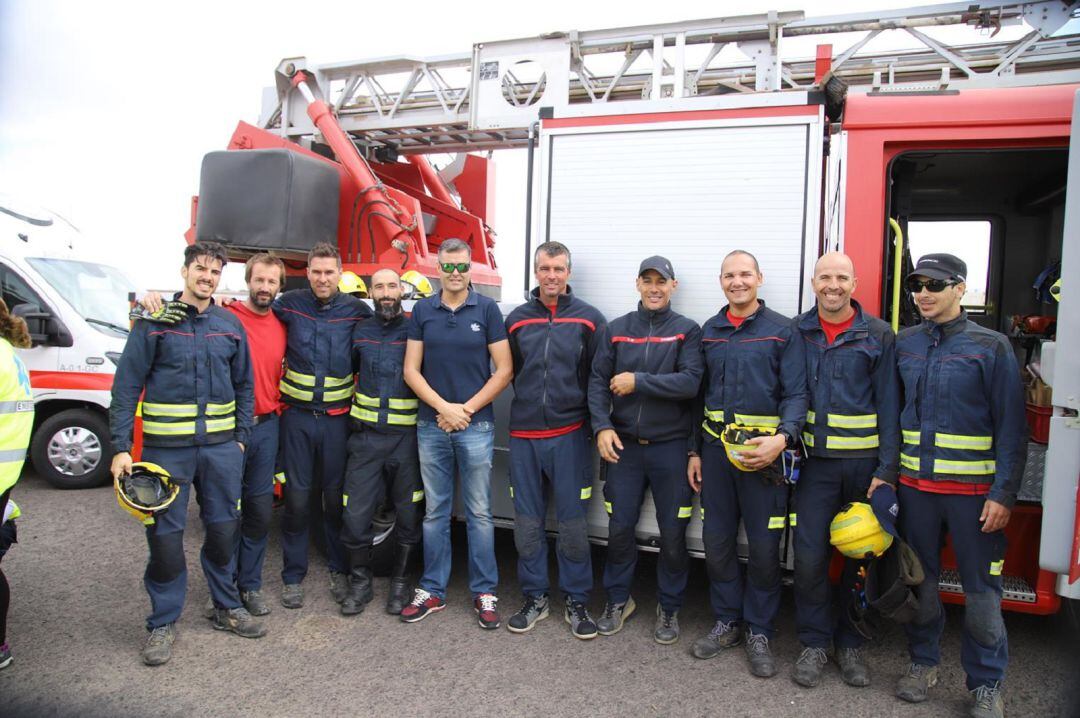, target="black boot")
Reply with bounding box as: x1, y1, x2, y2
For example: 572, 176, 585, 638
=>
385, 543, 418, 615
341, 549, 374, 616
